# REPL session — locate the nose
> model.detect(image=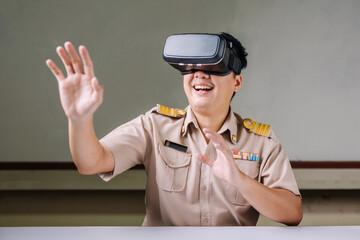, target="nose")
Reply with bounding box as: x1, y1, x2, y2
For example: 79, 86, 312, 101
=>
194, 71, 210, 79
